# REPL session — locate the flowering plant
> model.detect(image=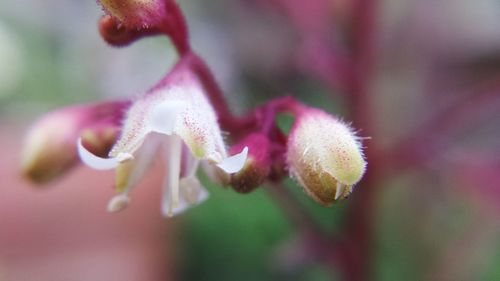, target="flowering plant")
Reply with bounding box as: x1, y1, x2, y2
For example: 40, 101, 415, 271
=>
20, 0, 373, 280
22, 0, 366, 217
14, 0, 500, 280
